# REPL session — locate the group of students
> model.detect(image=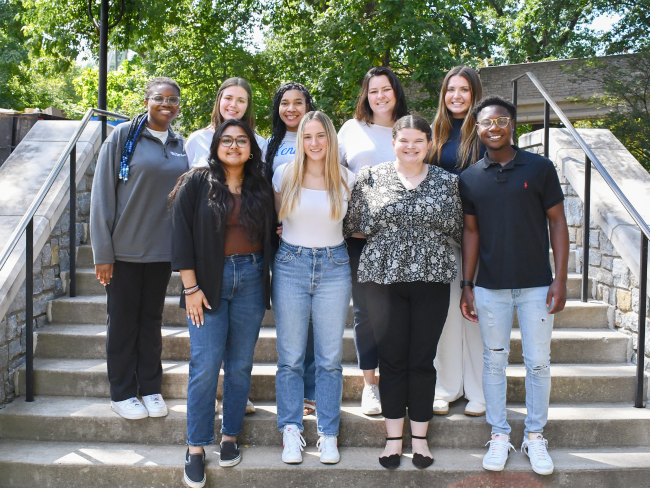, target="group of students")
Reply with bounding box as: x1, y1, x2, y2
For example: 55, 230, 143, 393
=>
89, 64, 569, 488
